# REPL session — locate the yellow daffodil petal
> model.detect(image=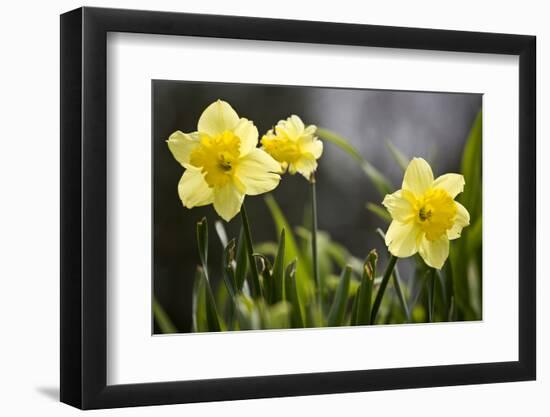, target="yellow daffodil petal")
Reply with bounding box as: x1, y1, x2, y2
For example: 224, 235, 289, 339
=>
294, 154, 318, 179
213, 182, 245, 222
275, 114, 305, 141
197, 100, 240, 137
299, 137, 323, 159
385, 220, 421, 258
233, 118, 258, 157
382, 190, 414, 223
236, 149, 281, 195
167, 131, 200, 167
433, 173, 465, 198
402, 157, 434, 196
177, 167, 214, 208
282, 115, 305, 138
419, 235, 450, 269
447, 201, 471, 240
304, 124, 317, 136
